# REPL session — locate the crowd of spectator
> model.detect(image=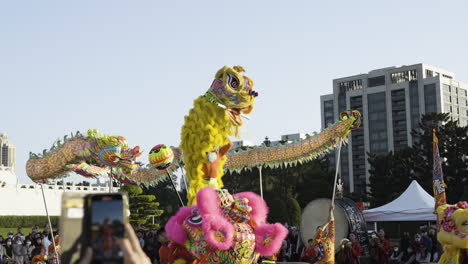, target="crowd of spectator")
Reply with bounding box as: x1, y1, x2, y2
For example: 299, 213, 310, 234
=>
0, 226, 60, 264
0, 224, 452, 264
